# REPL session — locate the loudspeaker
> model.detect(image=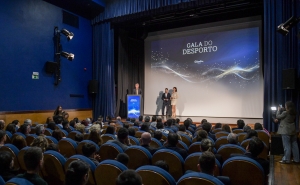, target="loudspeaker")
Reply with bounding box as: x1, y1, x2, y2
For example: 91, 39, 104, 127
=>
282, 68, 296, 89
88, 80, 98, 94
270, 135, 284, 155
45, 62, 58, 73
